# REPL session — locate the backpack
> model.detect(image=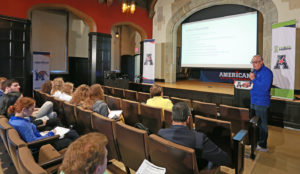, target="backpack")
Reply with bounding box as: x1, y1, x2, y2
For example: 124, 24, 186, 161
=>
134, 122, 151, 135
